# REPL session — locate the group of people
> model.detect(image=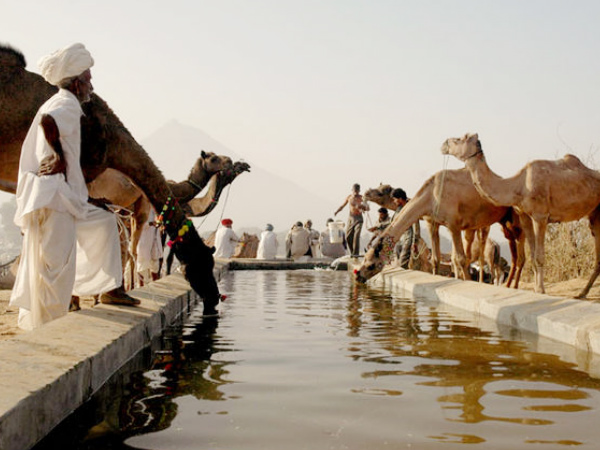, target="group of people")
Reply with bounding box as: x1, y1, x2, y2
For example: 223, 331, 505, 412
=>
211, 218, 348, 261
211, 182, 419, 265
283, 219, 349, 260
7, 42, 418, 332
